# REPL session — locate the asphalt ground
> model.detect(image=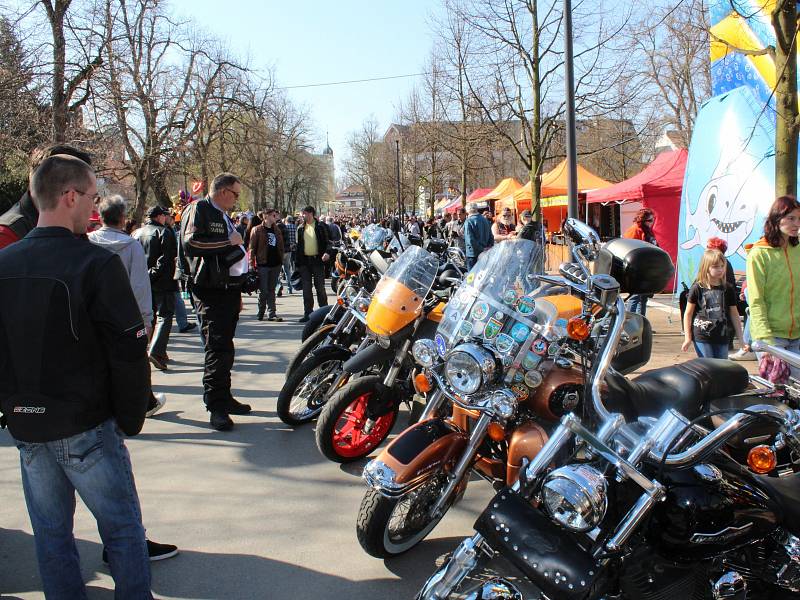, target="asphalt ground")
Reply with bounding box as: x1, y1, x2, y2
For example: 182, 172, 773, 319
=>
0, 291, 758, 599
